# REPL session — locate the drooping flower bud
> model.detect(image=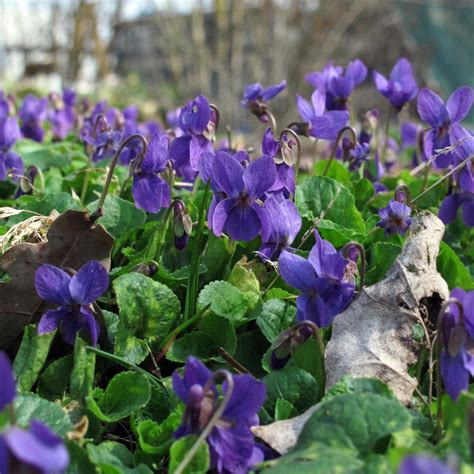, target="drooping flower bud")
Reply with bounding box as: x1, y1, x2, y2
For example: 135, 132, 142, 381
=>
173, 200, 193, 251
